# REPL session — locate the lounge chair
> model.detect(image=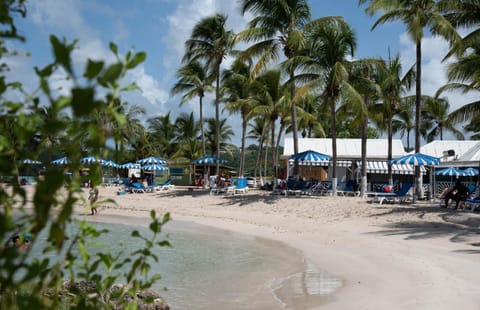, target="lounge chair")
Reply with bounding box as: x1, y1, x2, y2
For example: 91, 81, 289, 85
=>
370, 182, 413, 205
337, 181, 360, 197
148, 178, 175, 191
233, 177, 248, 195
130, 182, 147, 193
